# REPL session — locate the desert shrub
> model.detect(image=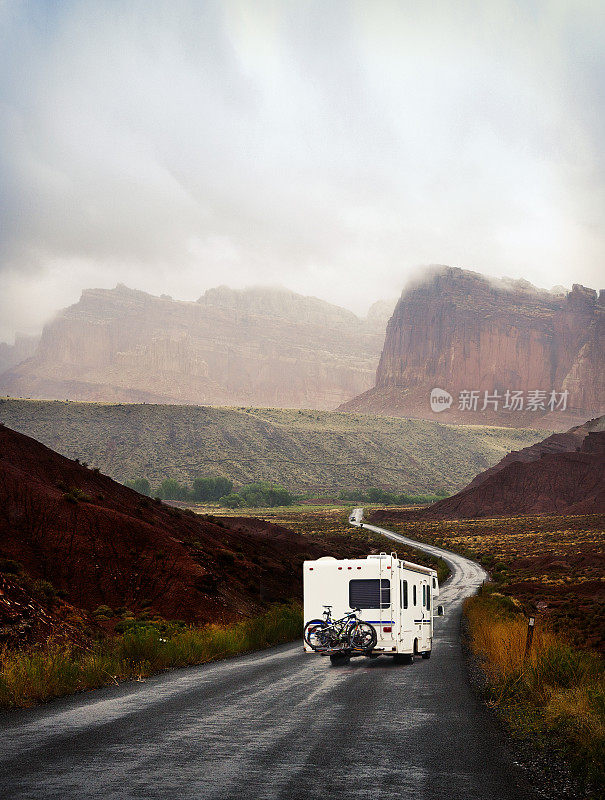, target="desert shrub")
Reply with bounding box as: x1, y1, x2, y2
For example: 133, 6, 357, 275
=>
31, 579, 58, 604
92, 605, 114, 619
62, 487, 92, 504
